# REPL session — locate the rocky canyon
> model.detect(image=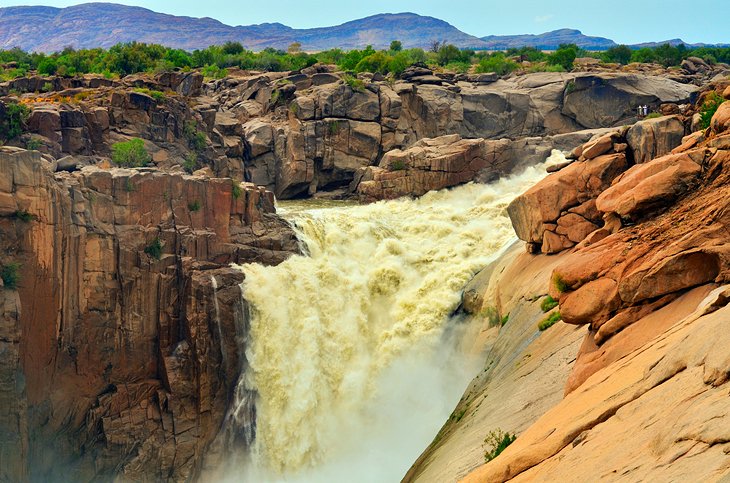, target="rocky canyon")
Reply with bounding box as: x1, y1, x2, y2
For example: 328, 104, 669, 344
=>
1, 30, 729, 483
